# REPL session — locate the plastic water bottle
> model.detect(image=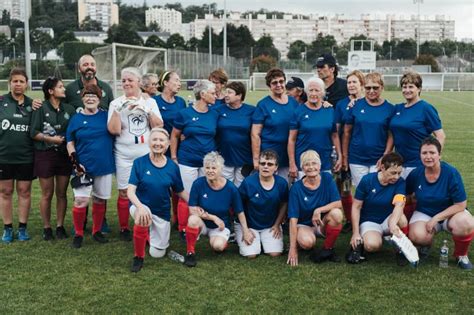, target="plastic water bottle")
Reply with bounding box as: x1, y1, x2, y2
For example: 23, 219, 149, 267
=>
168, 250, 185, 263
439, 240, 449, 268
43, 122, 58, 148
330, 146, 338, 169
187, 95, 194, 107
